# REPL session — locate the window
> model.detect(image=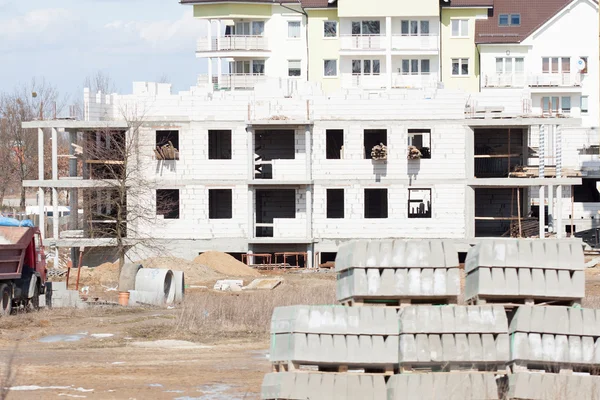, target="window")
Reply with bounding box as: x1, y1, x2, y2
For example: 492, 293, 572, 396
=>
421, 60, 430, 74
499, 14, 509, 26
326, 129, 343, 159
510, 14, 521, 26
288, 60, 301, 77
542, 97, 559, 114
288, 21, 301, 38
352, 20, 380, 35
364, 129, 387, 159
208, 130, 232, 160
451, 19, 468, 37
155, 130, 180, 160
499, 14, 520, 26
580, 57, 588, 74
351, 59, 380, 75
408, 189, 431, 219
326, 189, 344, 219
408, 129, 431, 159
400, 59, 430, 75
252, 21, 265, 35
581, 96, 589, 114
452, 58, 469, 76
324, 21, 337, 38
209, 189, 232, 219
324, 59, 337, 77
561, 96, 571, 114
420, 21, 430, 35
156, 189, 180, 219
542, 57, 569, 74
252, 60, 265, 74
364, 189, 388, 219
574, 179, 600, 202
495, 57, 524, 74
401, 19, 430, 36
